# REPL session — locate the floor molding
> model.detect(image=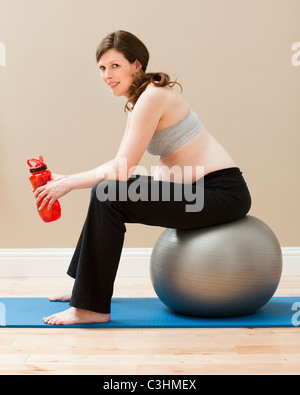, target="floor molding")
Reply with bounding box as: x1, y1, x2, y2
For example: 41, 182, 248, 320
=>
0, 247, 299, 277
